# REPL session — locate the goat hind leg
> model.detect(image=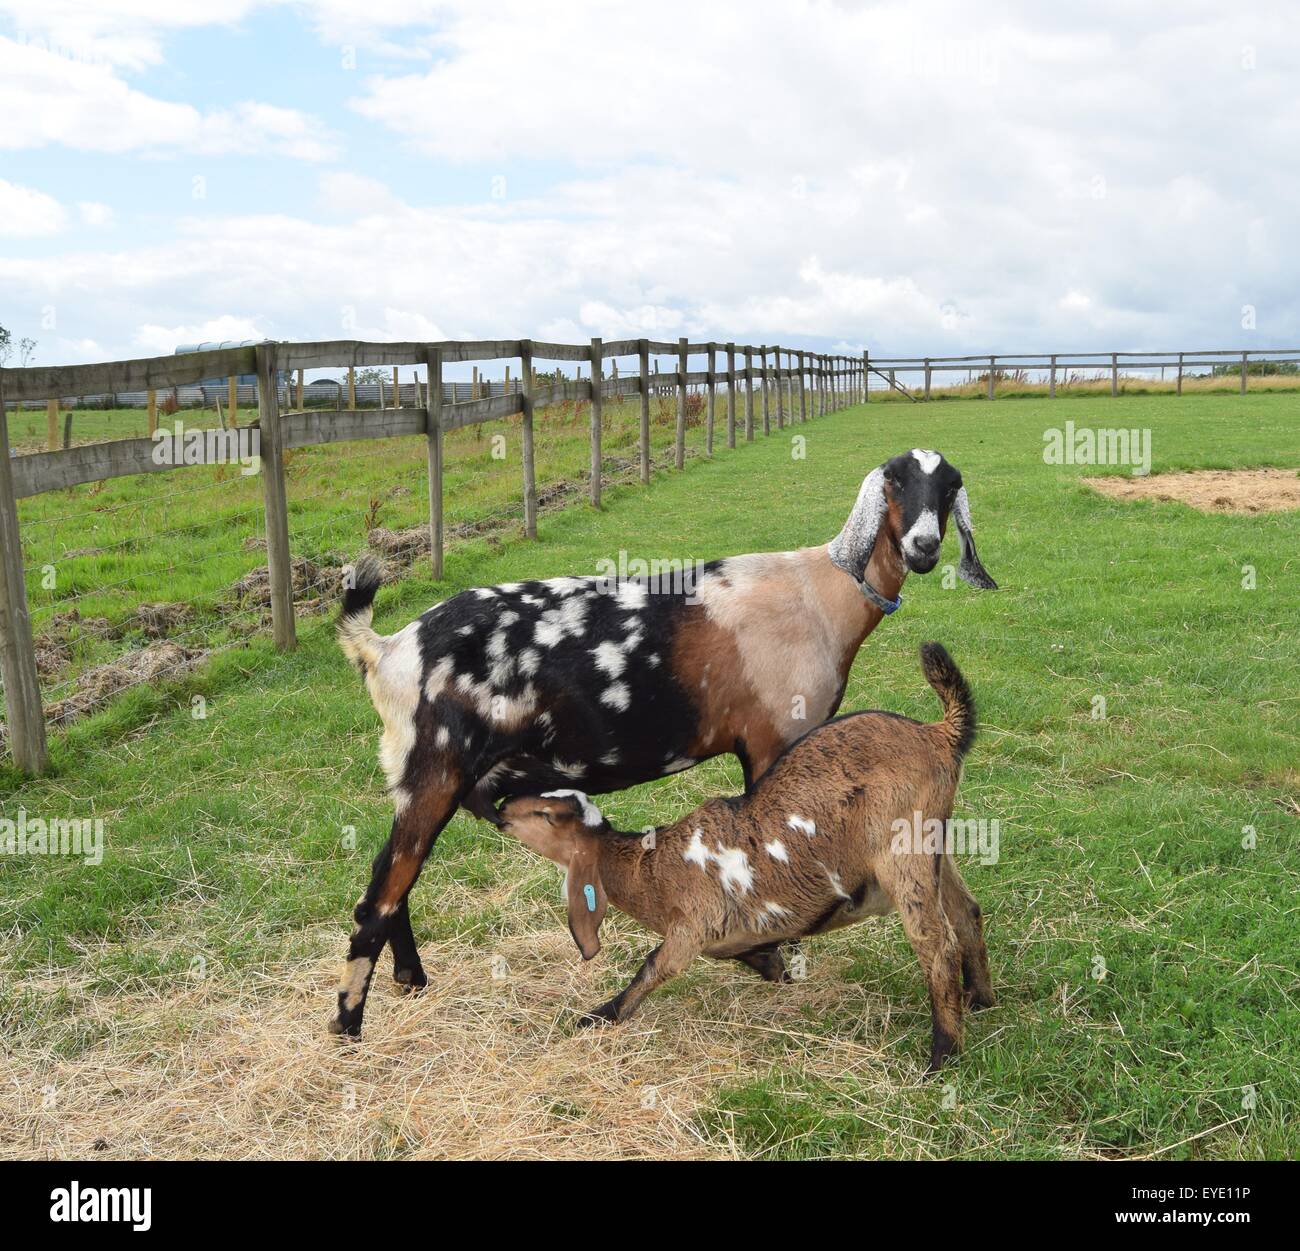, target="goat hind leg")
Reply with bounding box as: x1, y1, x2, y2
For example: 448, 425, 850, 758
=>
733, 941, 790, 983
941, 857, 994, 1010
